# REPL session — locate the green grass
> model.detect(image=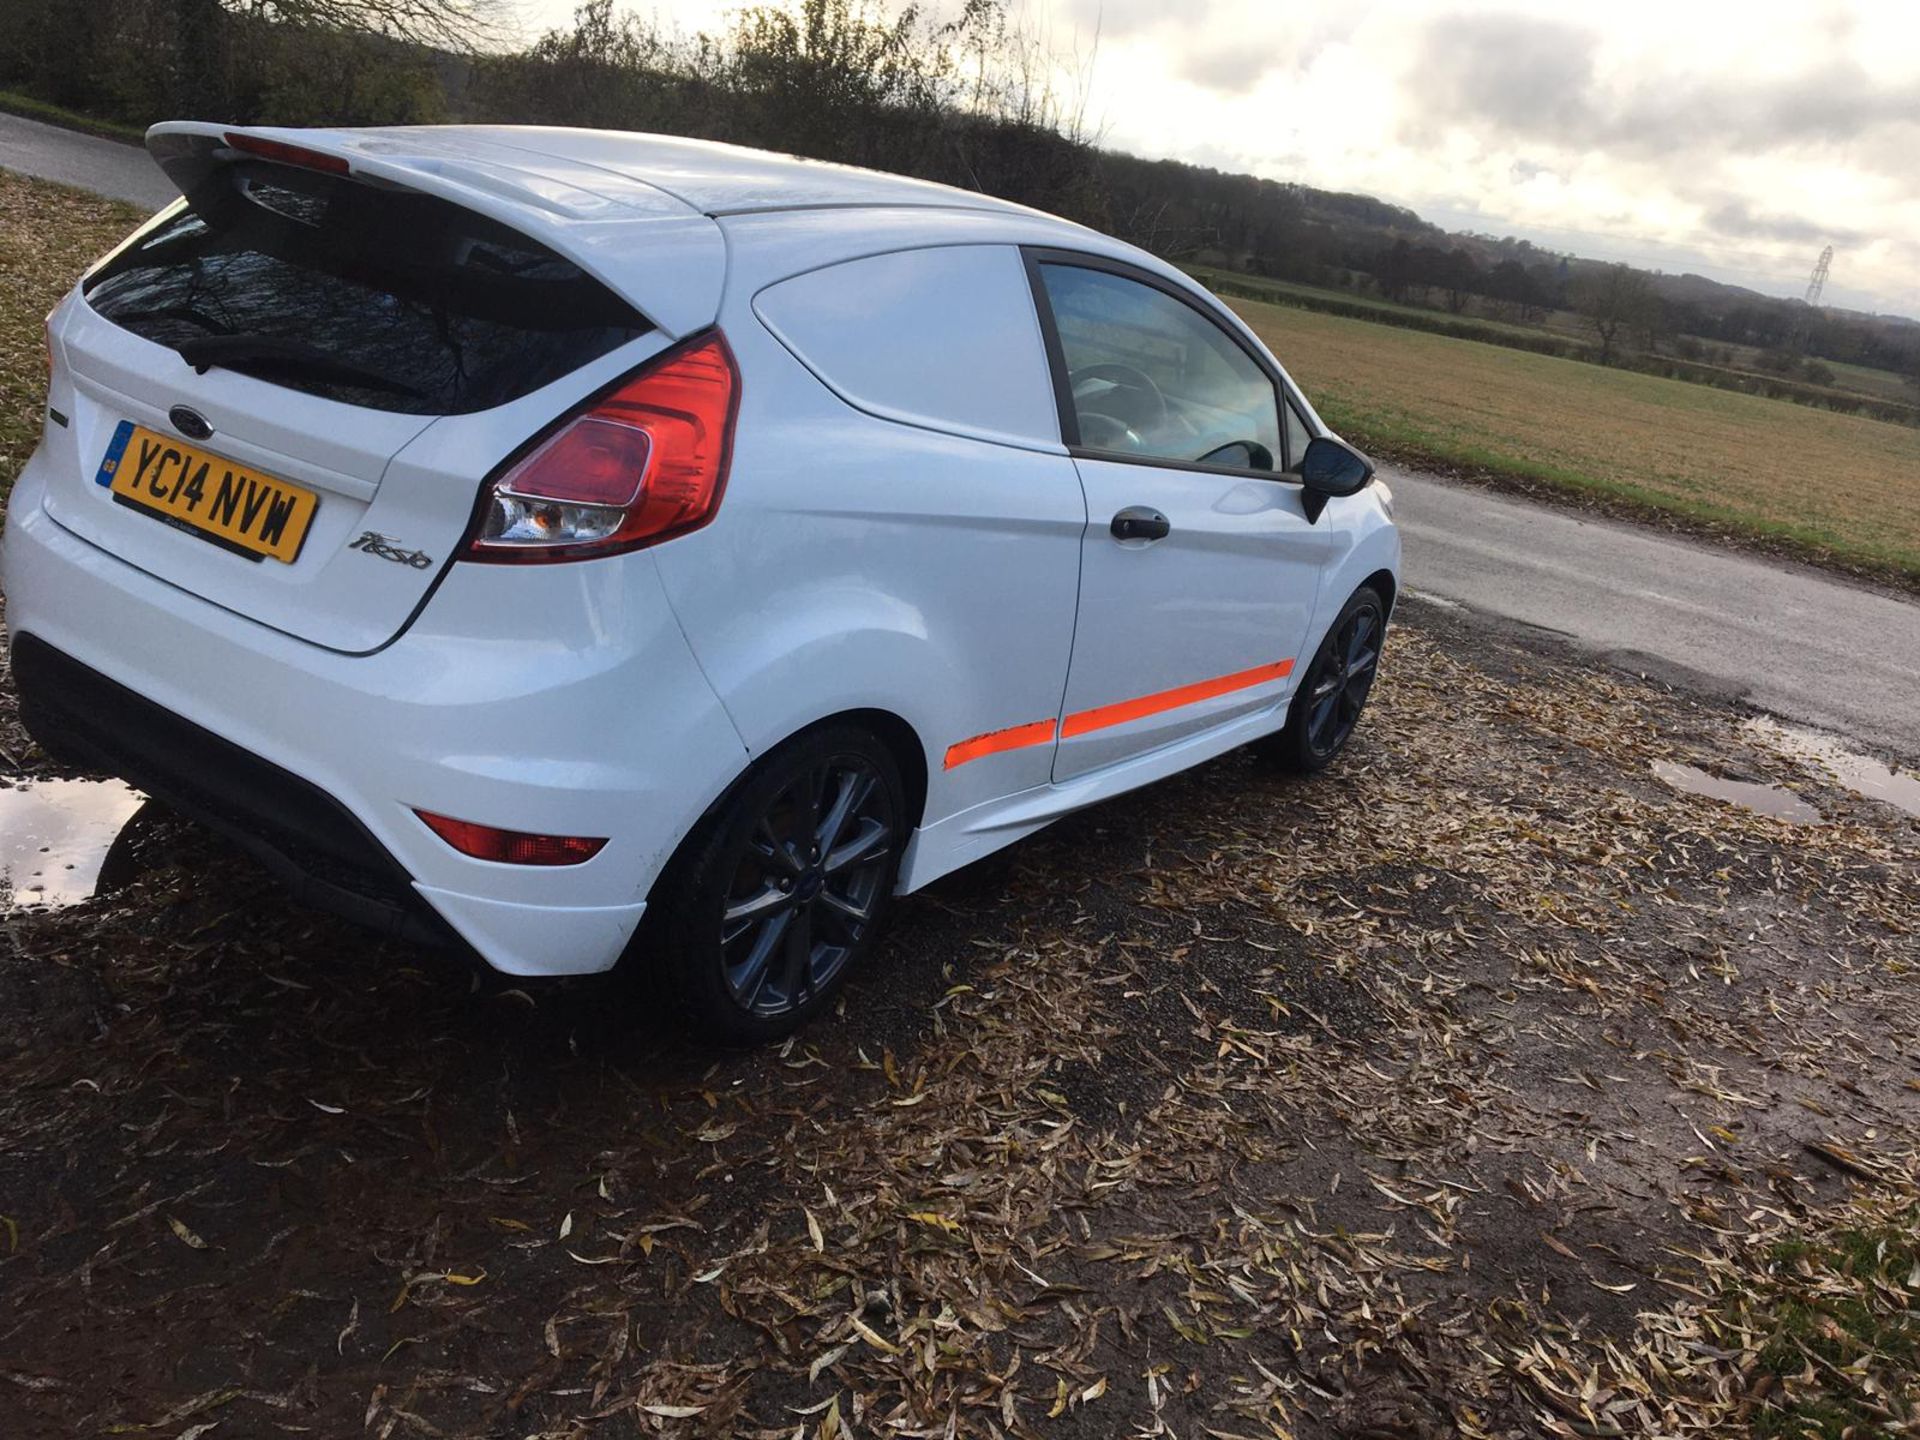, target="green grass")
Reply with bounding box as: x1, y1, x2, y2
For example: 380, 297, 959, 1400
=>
0, 89, 146, 144
1229, 296, 1920, 586
1745, 1217, 1920, 1439
1825, 356, 1918, 405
